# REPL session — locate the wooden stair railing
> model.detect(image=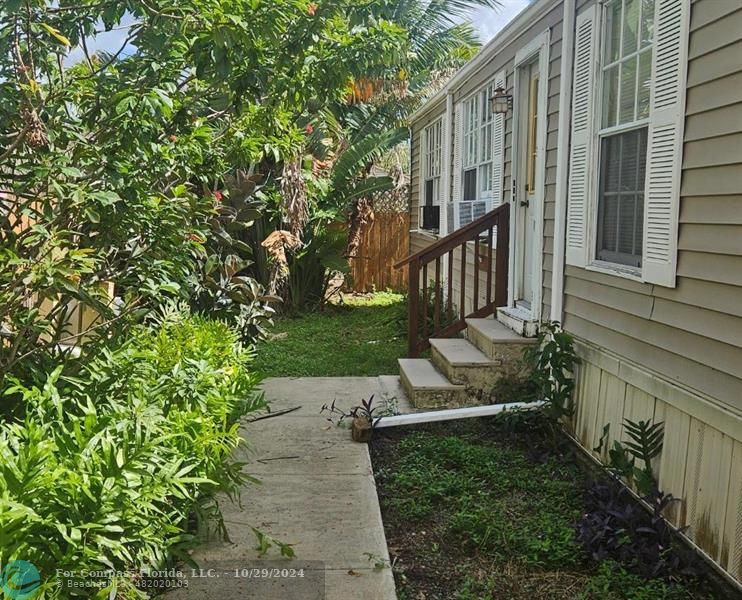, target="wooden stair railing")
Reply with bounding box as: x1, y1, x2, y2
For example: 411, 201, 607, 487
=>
395, 203, 510, 357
